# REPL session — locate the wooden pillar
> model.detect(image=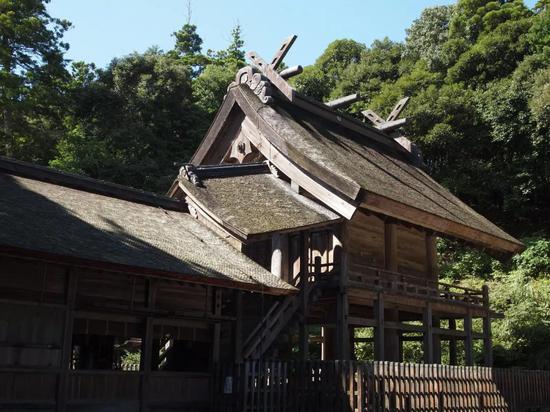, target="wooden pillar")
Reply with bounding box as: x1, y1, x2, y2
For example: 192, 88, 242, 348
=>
322, 326, 335, 360
271, 233, 289, 281
464, 310, 474, 366
383, 222, 399, 361
425, 233, 439, 281
449, 318, 457, 366
482, 285, 493, 366
433, 316, 441, 364
213, 288, 223, 363
423, 302, 434, 364
234, 290, 243, 363
334, 226, 349, 360
140, 278, 157, 412
57, 270, 78, 412
374, 293, 385, 361
336, 291, 350, 360
299, 232, 309, 360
